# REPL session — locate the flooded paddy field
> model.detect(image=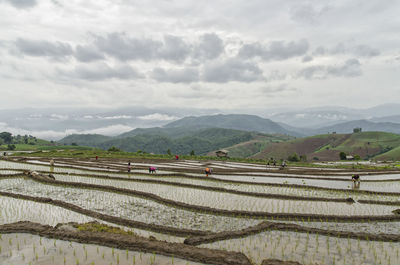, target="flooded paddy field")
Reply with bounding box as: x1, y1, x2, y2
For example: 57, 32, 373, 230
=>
0, 233, 201, 265
1, 156, 400, 264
